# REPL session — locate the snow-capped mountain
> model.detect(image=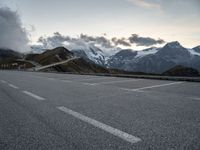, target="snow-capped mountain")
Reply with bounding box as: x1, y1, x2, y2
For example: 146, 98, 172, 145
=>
191, 45, 200, 55
106, 41, 200, 73
72, 46, 106, 65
